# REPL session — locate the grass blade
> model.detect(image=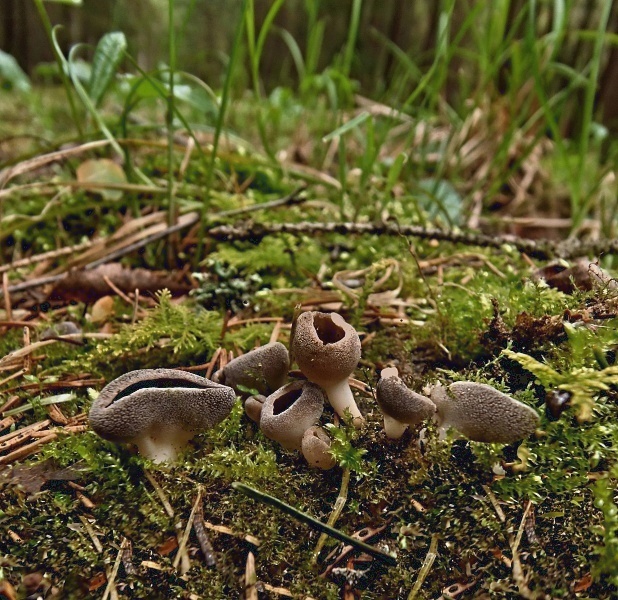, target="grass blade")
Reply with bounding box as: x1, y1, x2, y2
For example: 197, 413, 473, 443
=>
232, 482, 397, 566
